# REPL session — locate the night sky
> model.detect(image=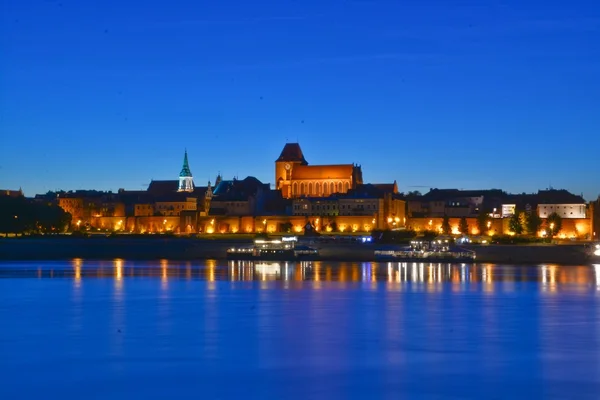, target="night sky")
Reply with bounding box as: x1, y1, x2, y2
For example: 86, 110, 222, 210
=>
1, 0, 599, 199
